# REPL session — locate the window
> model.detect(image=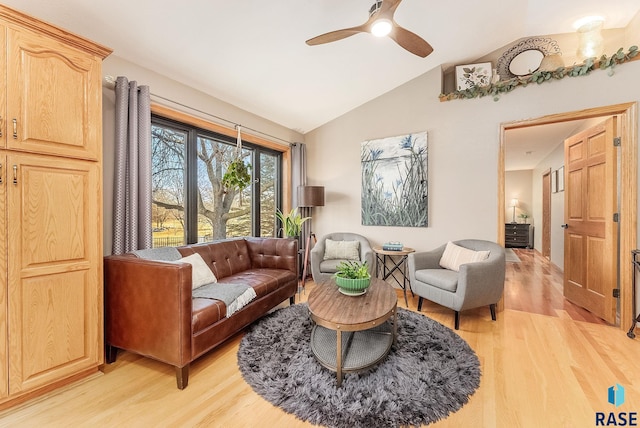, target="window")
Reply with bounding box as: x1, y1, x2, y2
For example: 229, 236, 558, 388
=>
151, 115, 282, 247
